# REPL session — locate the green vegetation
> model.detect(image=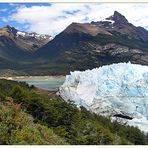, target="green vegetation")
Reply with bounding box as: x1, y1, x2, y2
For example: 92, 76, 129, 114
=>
0, 79, 147, 145
0, 97, 67, 145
